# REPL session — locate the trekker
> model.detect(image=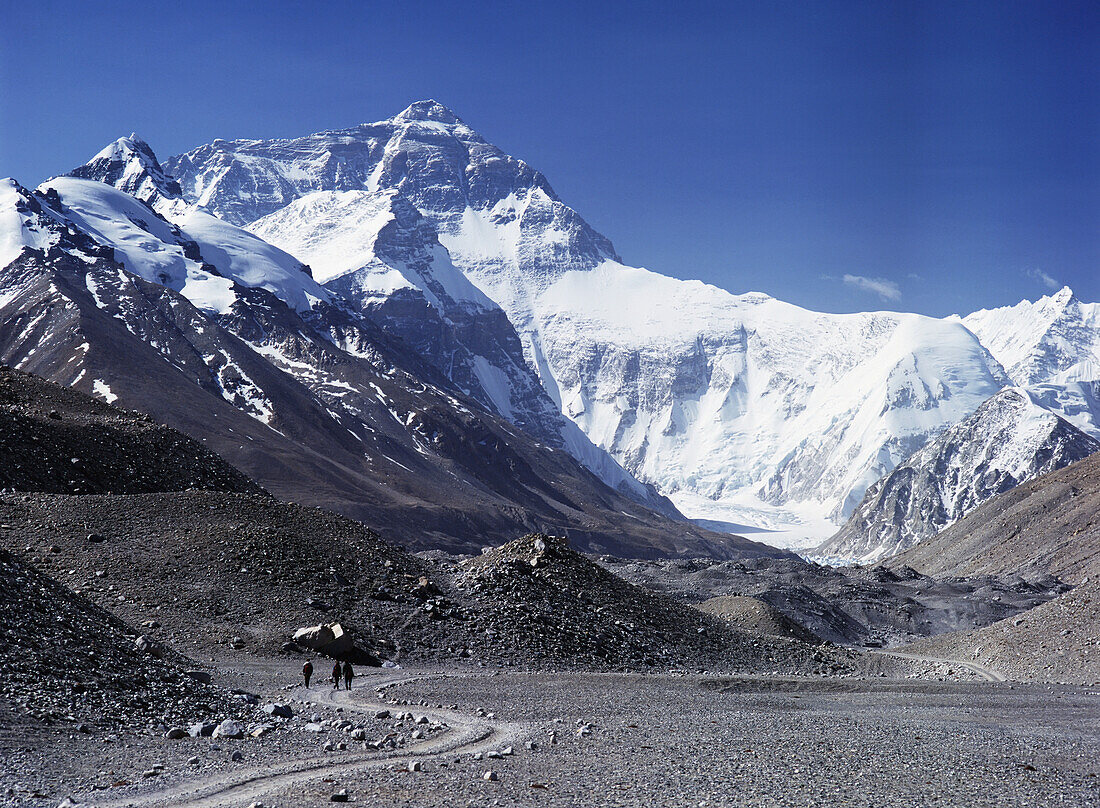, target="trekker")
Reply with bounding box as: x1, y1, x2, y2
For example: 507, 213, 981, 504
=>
302, 659, 313, 688
331, 661, 342, 690
343, 660, 354, 690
